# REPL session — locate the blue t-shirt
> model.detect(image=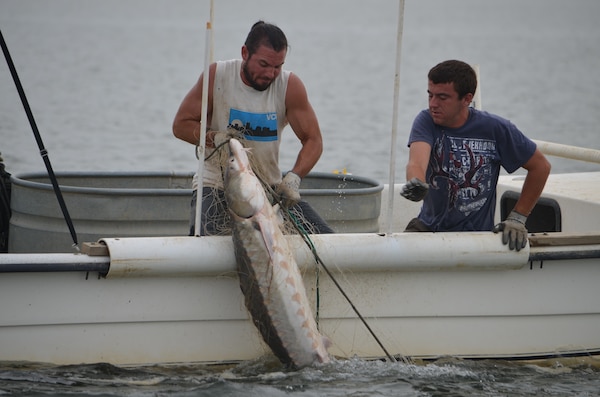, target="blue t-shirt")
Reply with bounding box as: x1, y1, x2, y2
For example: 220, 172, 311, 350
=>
408, 108, 536, 231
